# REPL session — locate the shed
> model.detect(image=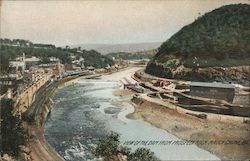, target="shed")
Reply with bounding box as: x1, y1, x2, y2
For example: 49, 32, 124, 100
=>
189, 82, 235, 103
